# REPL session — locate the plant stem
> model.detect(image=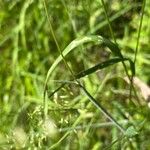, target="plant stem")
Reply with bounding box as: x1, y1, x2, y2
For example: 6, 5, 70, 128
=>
100, 0, 139, 103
